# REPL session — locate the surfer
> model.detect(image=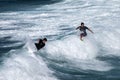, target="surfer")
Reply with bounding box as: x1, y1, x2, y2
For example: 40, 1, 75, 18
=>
35, 38, 47, 50
76, 22, 94, 41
